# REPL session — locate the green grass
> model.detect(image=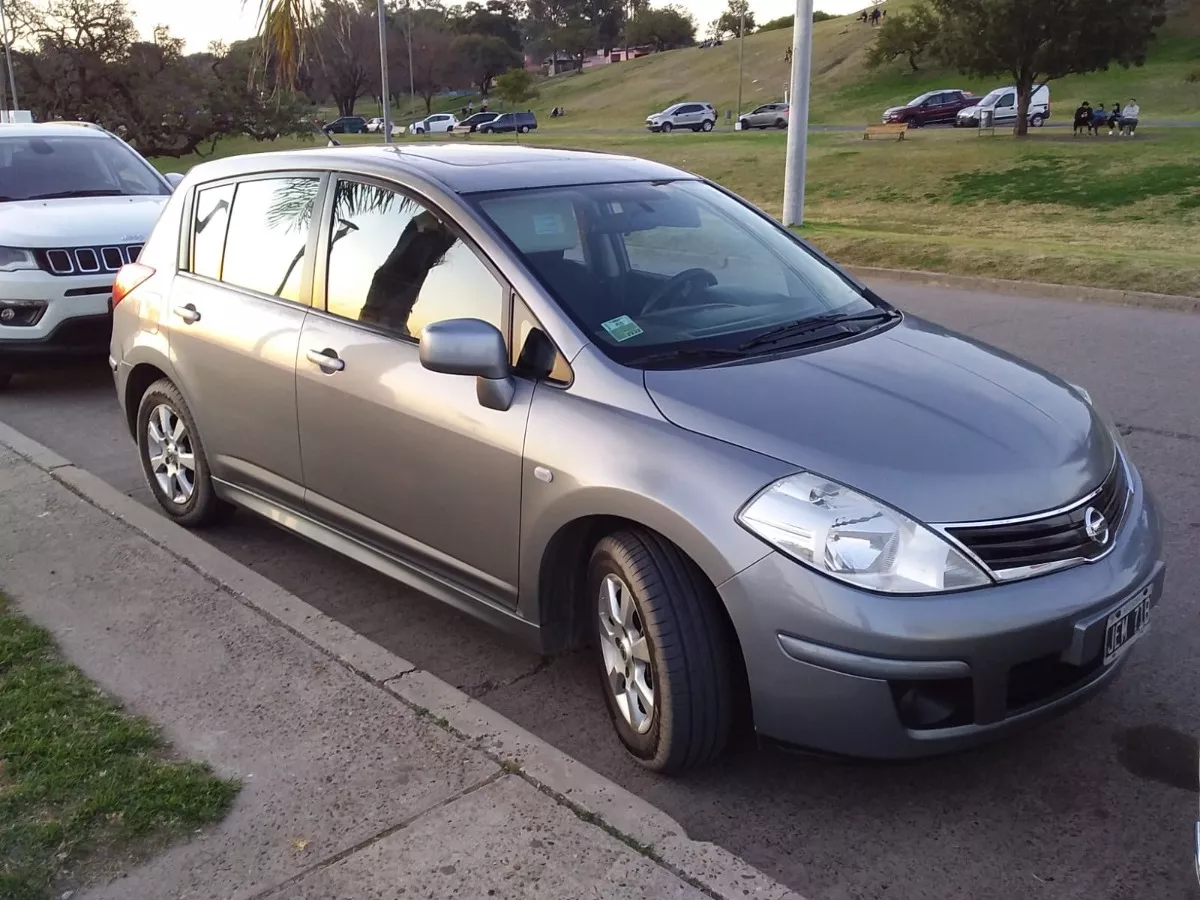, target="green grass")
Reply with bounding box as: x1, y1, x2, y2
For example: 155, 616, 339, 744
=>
0, 594, 239, 900
149, 123, 1200, 298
